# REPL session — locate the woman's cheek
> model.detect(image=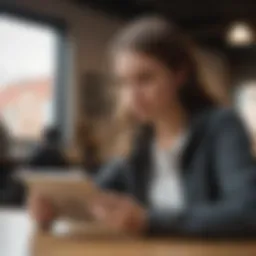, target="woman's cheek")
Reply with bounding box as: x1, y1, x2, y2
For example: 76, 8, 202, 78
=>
151, 83, 172, 112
